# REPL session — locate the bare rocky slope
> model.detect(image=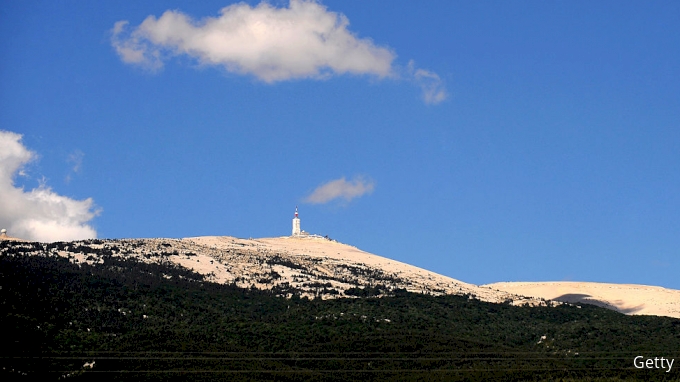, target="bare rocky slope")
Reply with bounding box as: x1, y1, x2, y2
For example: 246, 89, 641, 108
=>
484, 281, 680, 319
